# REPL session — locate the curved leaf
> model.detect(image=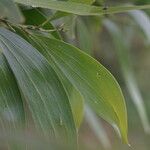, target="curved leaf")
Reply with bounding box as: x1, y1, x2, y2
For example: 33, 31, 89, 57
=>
17, 31, 84, 128
14, 0, 150, 16
0, 53, 24, 128
0, 28, 77, 148
0, 52, 25, 149
26, 34, 128, 143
